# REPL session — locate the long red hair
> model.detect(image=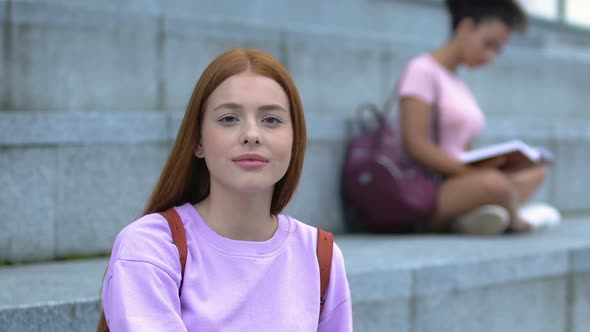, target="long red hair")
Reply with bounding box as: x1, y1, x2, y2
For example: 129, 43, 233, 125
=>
97, 48, 306, 332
